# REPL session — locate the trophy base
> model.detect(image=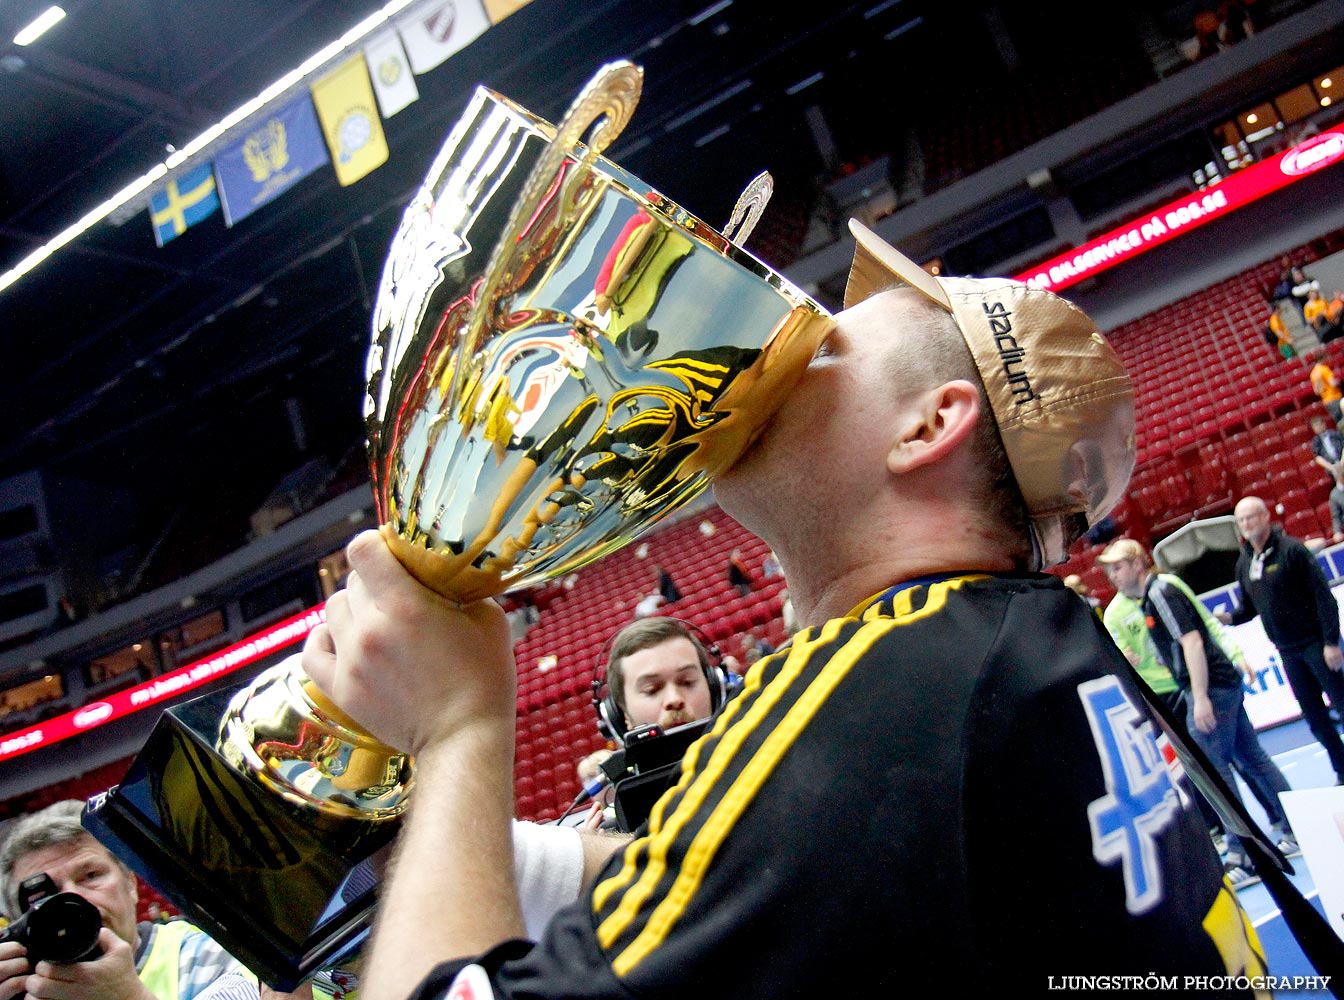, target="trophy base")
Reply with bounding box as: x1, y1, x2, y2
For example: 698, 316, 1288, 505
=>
82, 684, 400, 991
